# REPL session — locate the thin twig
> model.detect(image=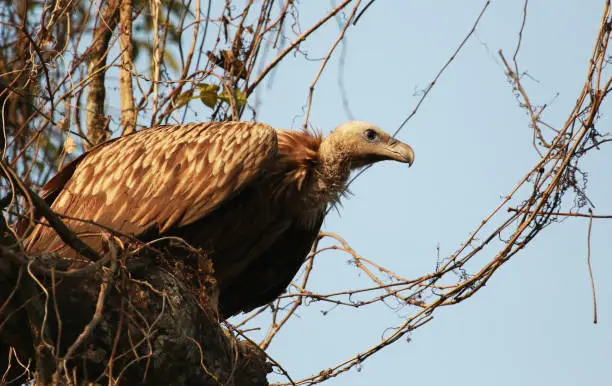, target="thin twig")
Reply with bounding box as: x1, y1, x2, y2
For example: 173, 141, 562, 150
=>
586, 209, 598, 324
